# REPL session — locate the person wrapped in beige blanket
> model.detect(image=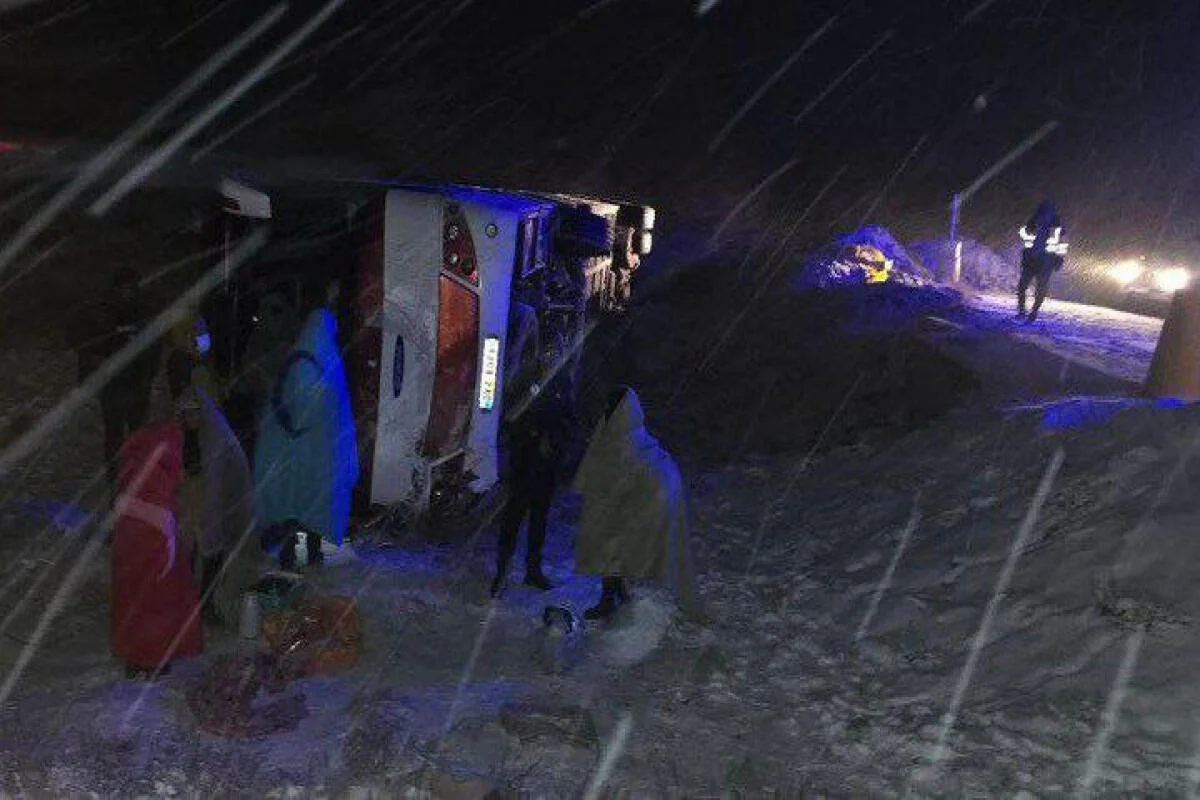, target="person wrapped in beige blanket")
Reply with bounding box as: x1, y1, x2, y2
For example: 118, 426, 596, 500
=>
174, 384, 260, 627
573, 387, 697, 620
